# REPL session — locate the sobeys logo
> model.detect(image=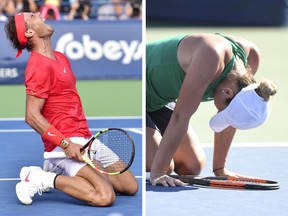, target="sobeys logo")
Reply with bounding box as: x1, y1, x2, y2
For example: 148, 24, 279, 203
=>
0, 68, 18, 78
56, 33, 142, 64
